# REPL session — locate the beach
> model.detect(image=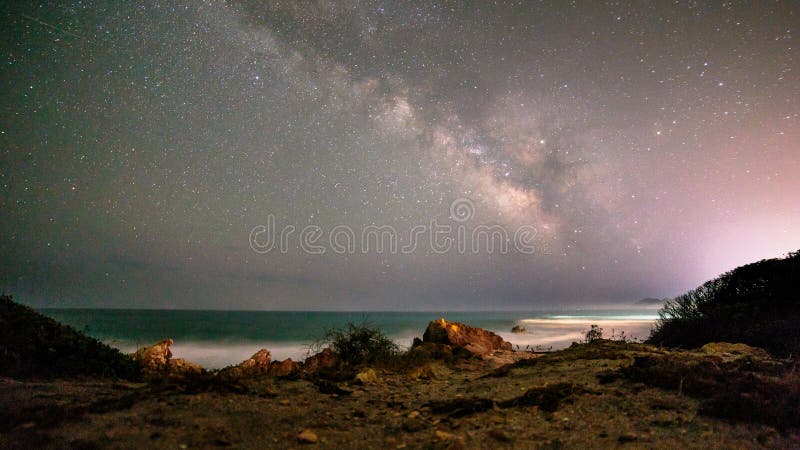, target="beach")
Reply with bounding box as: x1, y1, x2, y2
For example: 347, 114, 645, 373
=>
41, 309, 659, 368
